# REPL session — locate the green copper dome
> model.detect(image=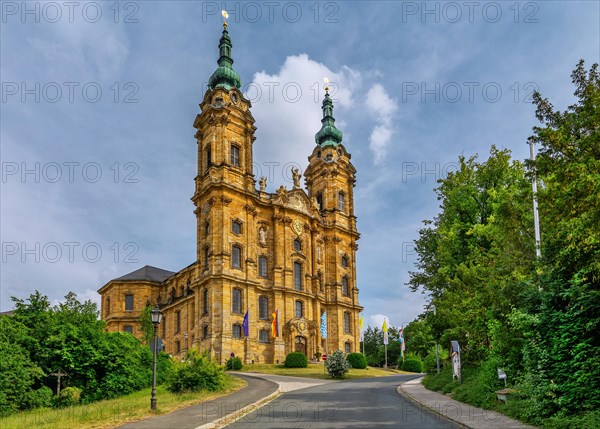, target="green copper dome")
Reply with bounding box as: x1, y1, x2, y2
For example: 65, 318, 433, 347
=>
208, 28, 241, 90
315, 92, 343, 147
